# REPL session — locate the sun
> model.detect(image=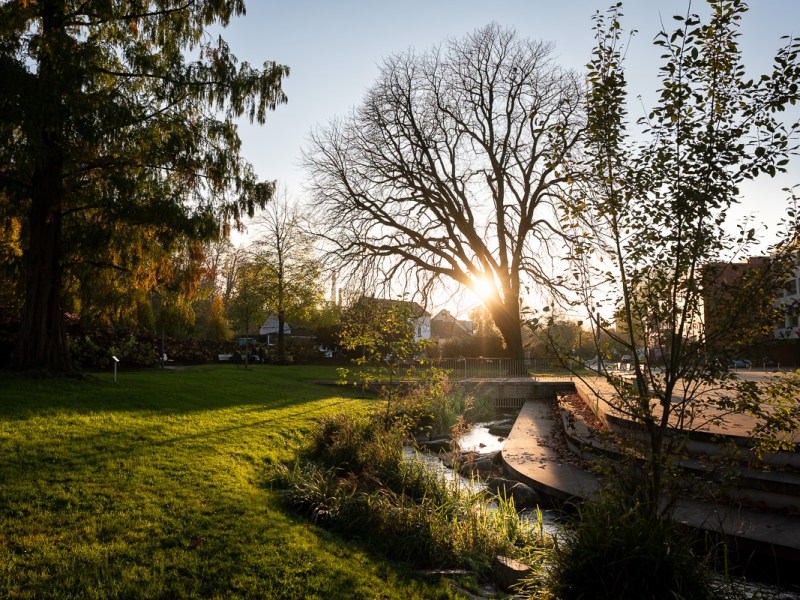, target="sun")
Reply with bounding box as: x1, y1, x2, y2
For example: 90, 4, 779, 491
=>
470, 275, 495, 299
